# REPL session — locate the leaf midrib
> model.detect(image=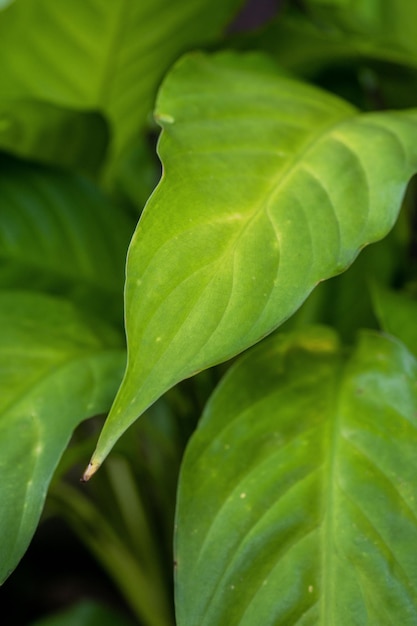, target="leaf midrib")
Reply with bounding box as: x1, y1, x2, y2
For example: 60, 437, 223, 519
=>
116, 111, 356, 428
320, 363, 345, 623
